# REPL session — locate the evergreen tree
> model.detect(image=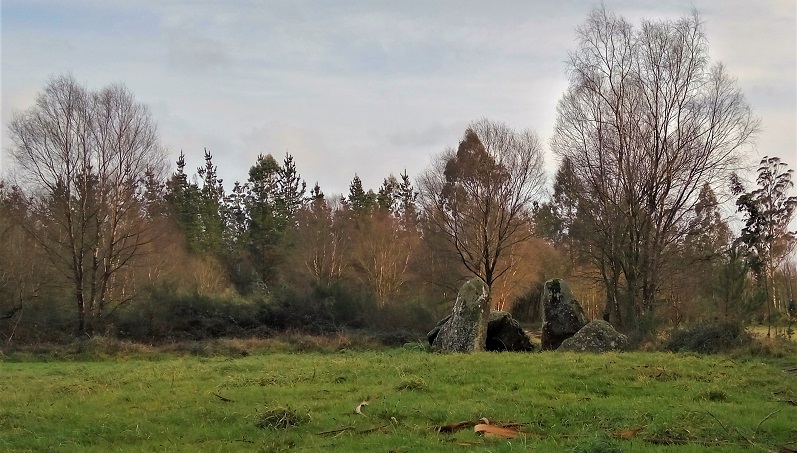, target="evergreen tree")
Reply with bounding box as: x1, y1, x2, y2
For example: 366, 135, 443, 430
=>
276, 153, 307, 225
396, 170, 419, 229
245, 152, 307, 286
377, 175, 399, 213
735, 156, 797, 335
166, 152, 204, 253
195, 149, 226, 255
348, 174, 376, 217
